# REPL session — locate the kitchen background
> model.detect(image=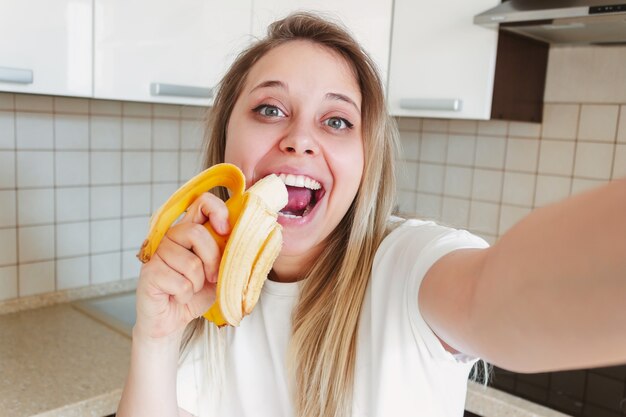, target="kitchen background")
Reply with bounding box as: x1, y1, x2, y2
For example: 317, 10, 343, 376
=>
1, 1, 626, 416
